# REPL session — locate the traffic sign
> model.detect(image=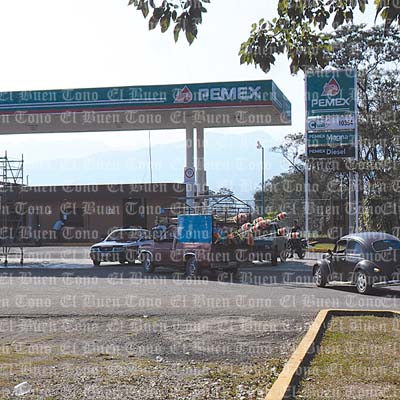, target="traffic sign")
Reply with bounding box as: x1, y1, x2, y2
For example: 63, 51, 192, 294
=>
184, 166, 195, 184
